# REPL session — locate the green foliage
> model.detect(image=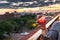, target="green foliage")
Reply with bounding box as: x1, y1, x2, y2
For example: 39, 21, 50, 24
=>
26, 20, 36, 29
0, 14, 36, 39
21, 14, 36, 20
0, 21, 21, 39
7, 20, 21, 32
0, 30, 5, 39
0, 21, 6, 39
3, 22, 13, 33
20, 15, 36, 29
